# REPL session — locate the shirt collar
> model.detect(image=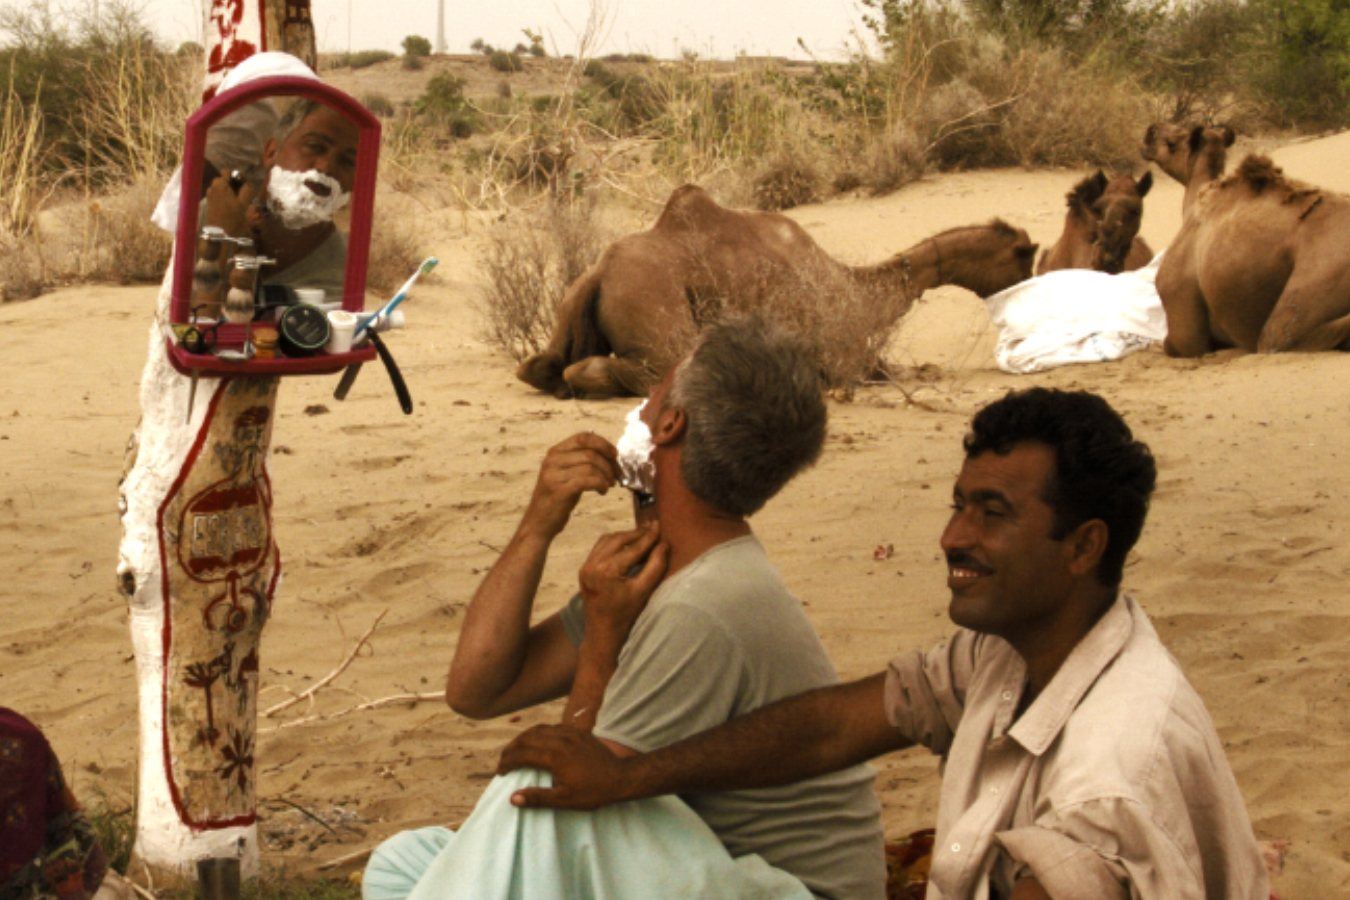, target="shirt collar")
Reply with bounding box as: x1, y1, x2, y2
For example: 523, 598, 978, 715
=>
1006, 595, 1135, 756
